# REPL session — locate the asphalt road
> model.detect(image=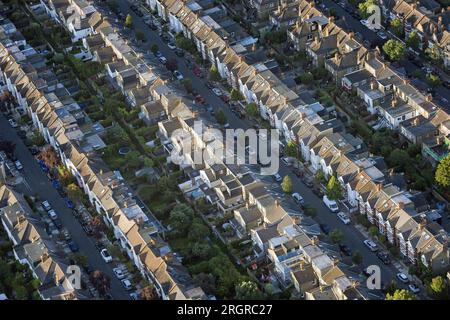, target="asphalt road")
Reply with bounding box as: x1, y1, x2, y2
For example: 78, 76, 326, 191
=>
0, 115, 130, 300
99, 0, 410, 288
